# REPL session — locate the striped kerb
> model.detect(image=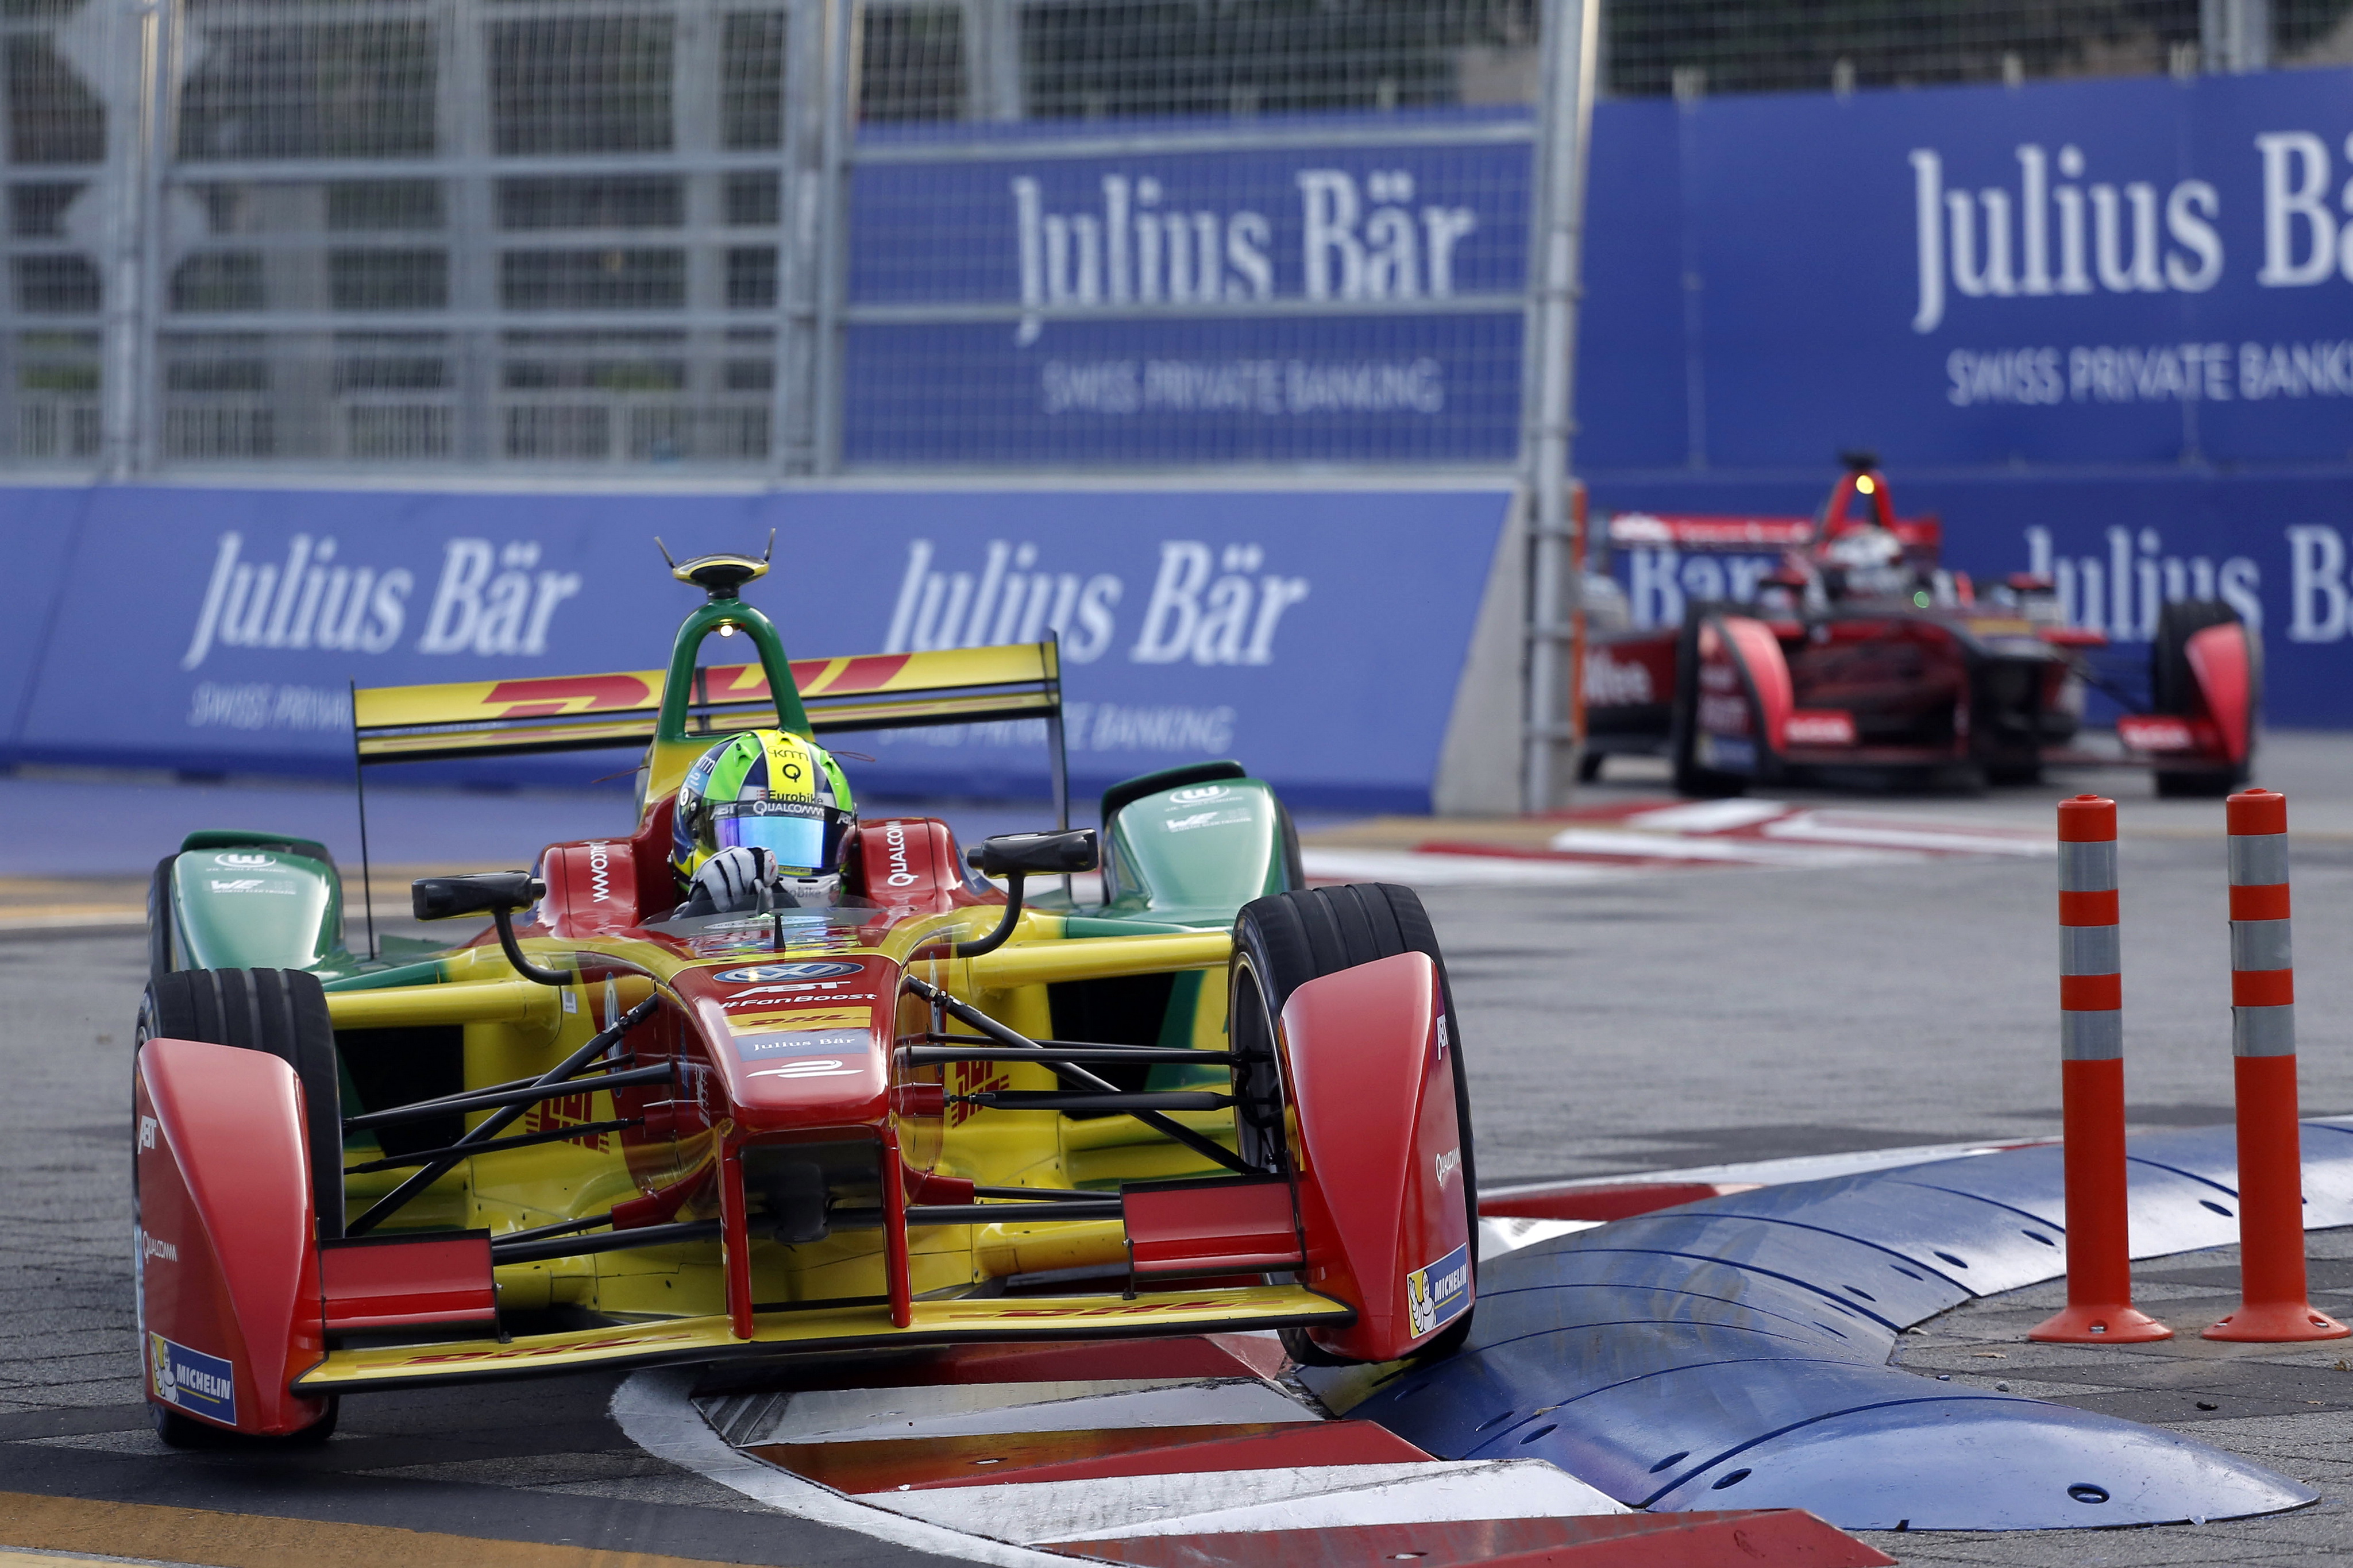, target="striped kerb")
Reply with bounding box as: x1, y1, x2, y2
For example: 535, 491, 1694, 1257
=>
2058, 835, 2120, 1061
2229, 828, 2294, 1059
